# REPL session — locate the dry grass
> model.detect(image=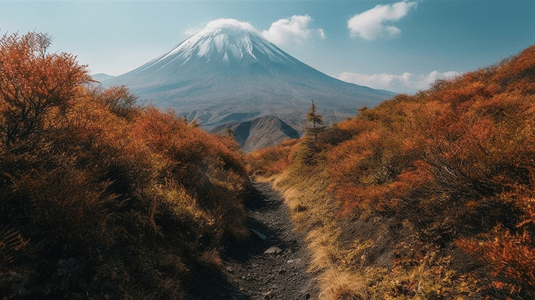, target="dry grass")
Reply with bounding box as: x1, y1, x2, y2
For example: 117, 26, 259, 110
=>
320, 268, 367, 300
269, 170, 371, 300
268, 167, 483, 300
